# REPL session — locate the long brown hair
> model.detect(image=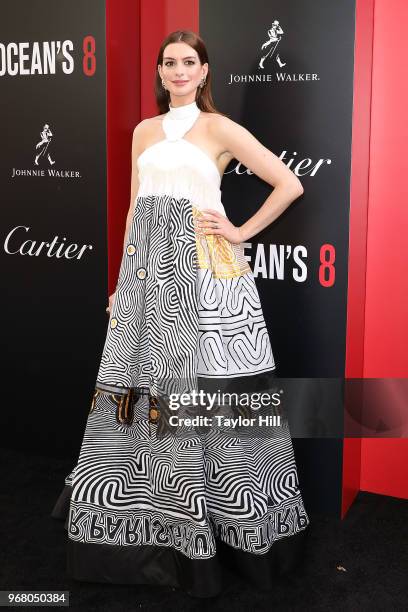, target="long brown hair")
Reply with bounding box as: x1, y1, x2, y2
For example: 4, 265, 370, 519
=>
154, 30, 229, 117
